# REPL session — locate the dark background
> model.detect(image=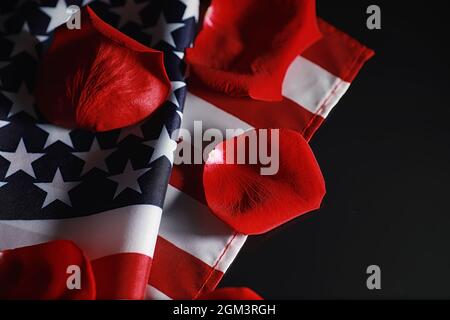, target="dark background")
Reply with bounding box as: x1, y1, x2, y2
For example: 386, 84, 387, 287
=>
221, 1, 450, 299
